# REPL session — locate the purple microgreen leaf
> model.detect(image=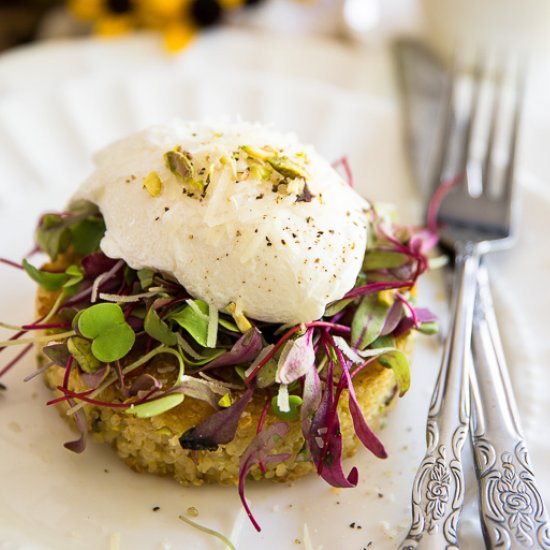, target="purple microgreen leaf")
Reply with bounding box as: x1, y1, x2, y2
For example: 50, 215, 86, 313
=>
276, 329, 314, 385
351, 294, 391, 350
415, 307, 438, 324
63, 398, 87, 453
306, 360, 358, 488
128, 373, 162, 396
300, 359, 322, 435
380, 300, 404, 336
392, 316, 415, 338
203, 328, 263, 370
42, 343, 70, 367
81, 252, 119, 279
331, 342, 387, 459
79, 365, 109, 390
126, 393, 184, 419
239, 422, 291, 532
178, 385, 254, 451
